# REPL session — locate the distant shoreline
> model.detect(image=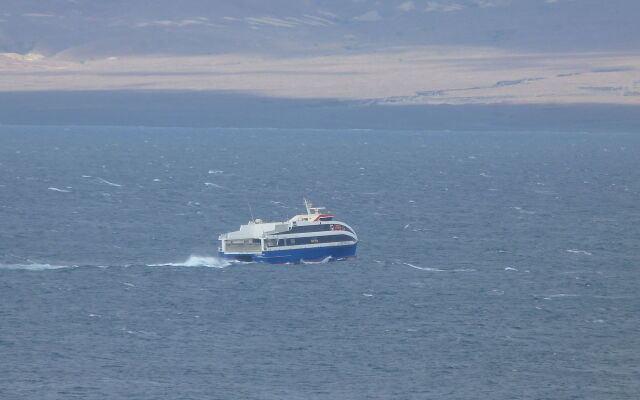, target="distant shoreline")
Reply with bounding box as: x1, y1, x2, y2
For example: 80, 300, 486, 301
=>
1, 90, 639, 133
